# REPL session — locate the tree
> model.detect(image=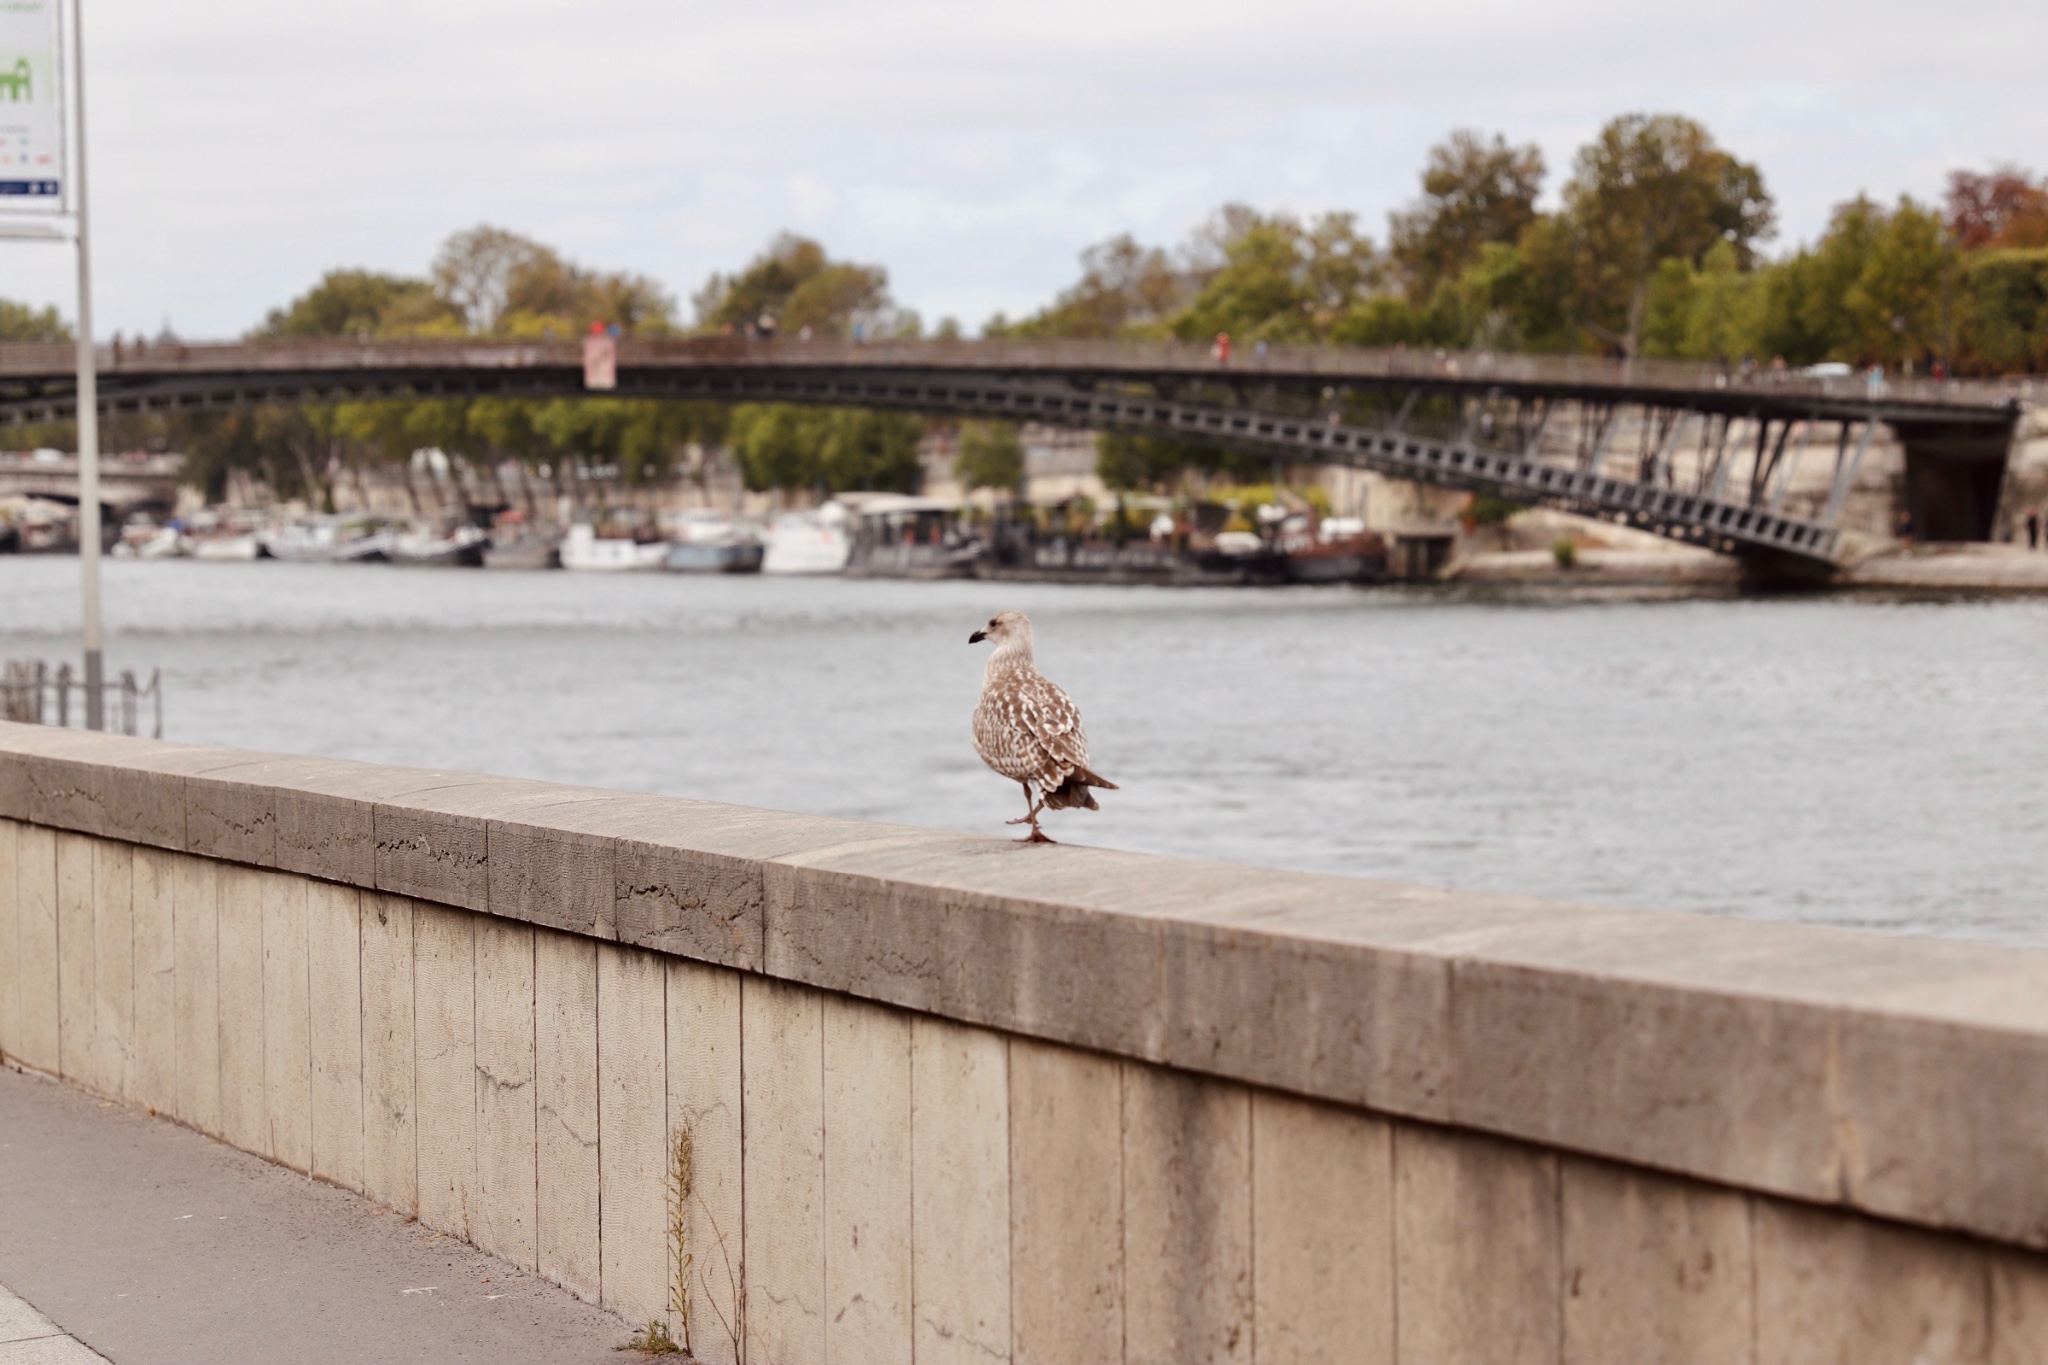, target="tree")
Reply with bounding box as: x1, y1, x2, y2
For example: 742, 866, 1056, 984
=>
1959, 249, 2048, 373
0, 298, 71, 343
1844, 197, 1953, 368
1388, 130, 1545, 301
997, 234, 1191, 338
530, 399, 706, 484
954, 421, 1024, 494
726, 405, 924, 493
1095, 430, 1255, 492
1172, 207, 1379, 343
432, 226, 550, 333
692, 234, 898, 337
1638, 239, 1765, 361
259, 269, 455, 338
1740, 196, 1960, 369
430, 226, 675, 337
1559, 114, 1774, 357
1946, 167, 2048, 251
498, 251, 676, 338
176, 404, 329, 505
